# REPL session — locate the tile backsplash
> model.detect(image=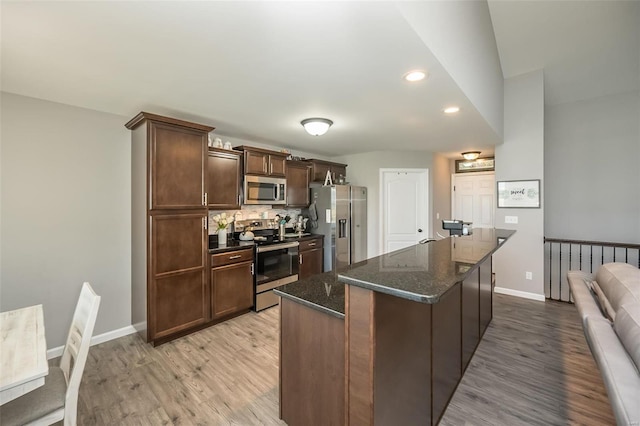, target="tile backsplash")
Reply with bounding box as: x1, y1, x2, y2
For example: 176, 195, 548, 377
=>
208, 205, 302, 235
